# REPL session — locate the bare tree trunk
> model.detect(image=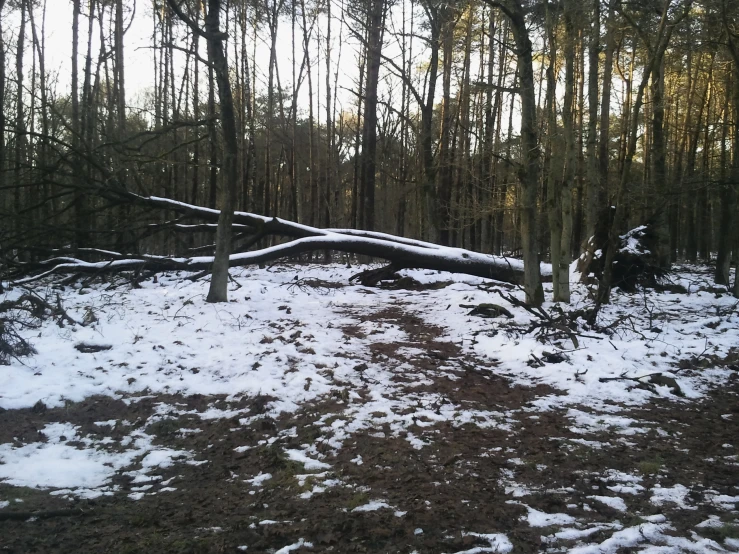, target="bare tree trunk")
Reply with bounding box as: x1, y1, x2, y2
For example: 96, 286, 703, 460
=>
167, 0, 238, 302
557, 0, 576, 303
325, 0, 333, 234
242, 12, 256, 214
27, 0, 51, 228
351, 43, 366, 230
14, 1, 27, 244
191, 11, 200, 207
300, 0, 316, 227
482, 9, 496, 252
421, 8, 440, 241
651, 51, 670, 267
457, 12, 474, 249
115, 0, 125, 133
733, 70, 739, 298
360, 0, 385, 231
573, 27, 586, 257
597, 0, 685, 306
726, 29, 739, 297
237, 4, 248, 211
598, 2, 616, 208
437, 7, 457, 246
331, 6, 345, 230
698, 67, 714, 262
397, 0, 410, 237
493, 24, 510, 255
584, 0, 599, 243
715, 65, 733, 285
496, 0, 544, 306
71, 0, 85, 248
205, 0, 237, 301
544, 1, 562, 298
265, 0, 281, 217
616, 38, 635, 178
290, 0, 298, 222
683, 57, 709, 262
207, 63, 217, 210
81, 0, 96, 241
0, 0, 5, 222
